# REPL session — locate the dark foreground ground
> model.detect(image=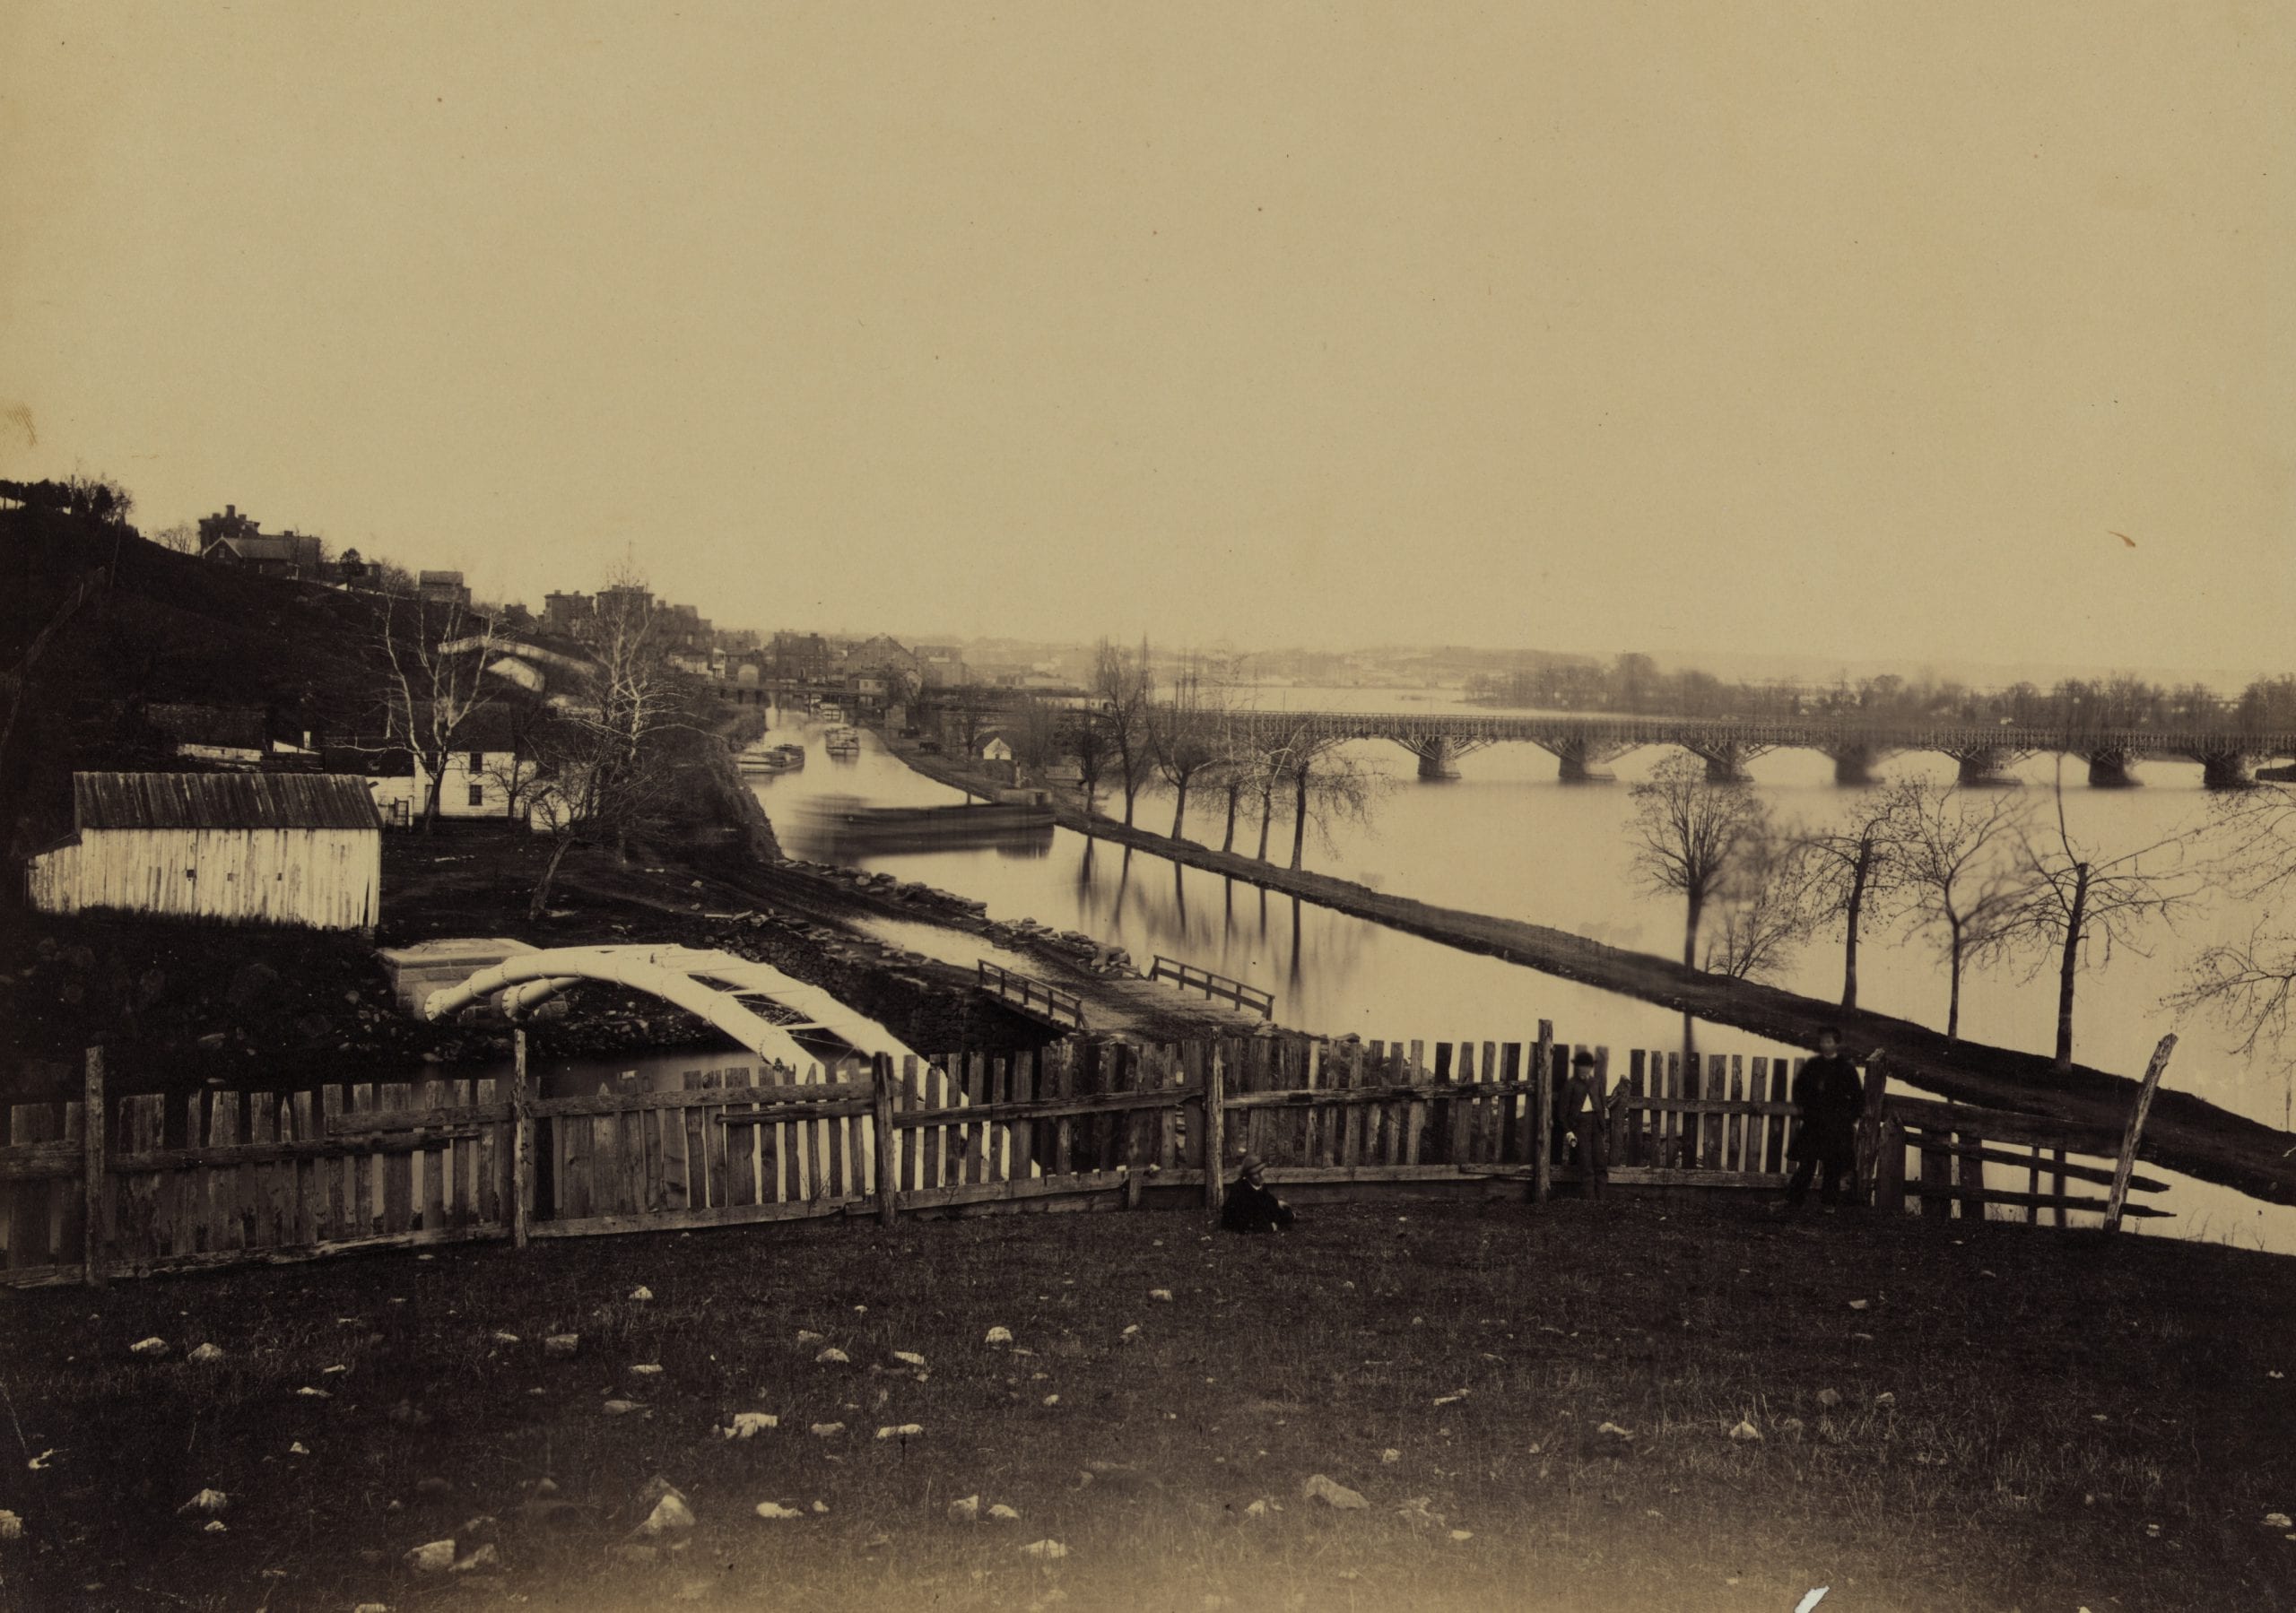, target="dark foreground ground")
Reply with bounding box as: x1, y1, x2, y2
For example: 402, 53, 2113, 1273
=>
2, 1197, 2291, 1613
